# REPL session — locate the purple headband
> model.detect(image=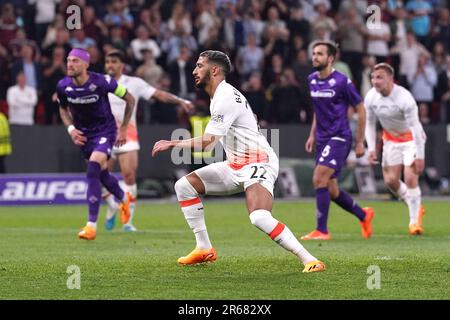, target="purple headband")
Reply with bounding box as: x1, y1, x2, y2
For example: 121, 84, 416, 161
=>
68, 48, 90, 64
